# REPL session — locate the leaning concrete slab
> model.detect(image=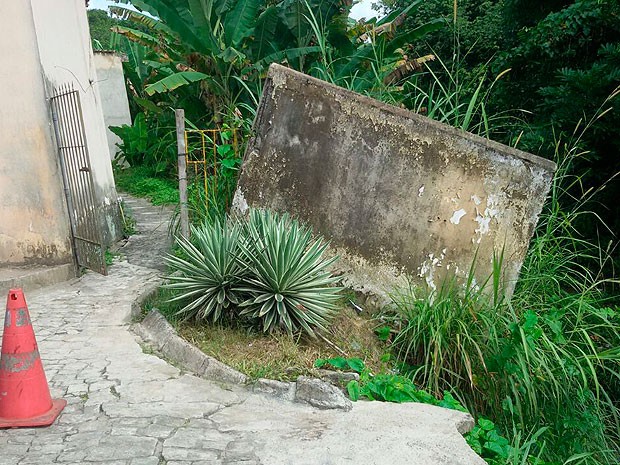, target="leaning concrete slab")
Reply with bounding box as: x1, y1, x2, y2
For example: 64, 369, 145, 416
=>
234, 64, 556, 297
